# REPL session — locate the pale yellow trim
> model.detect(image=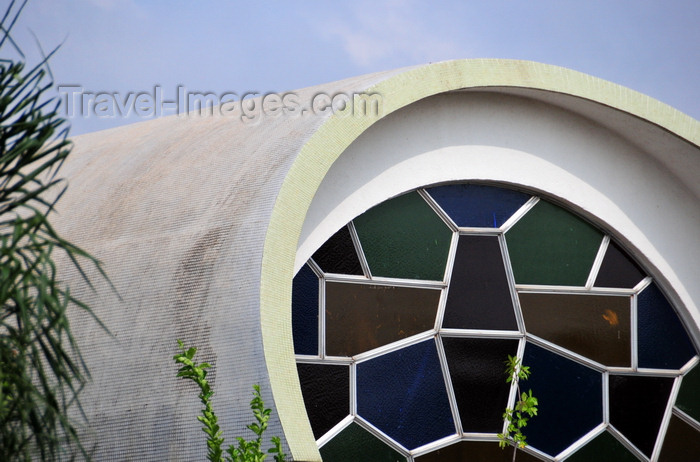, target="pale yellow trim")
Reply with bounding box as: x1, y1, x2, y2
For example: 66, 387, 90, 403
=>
259, 59, 700, 461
